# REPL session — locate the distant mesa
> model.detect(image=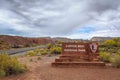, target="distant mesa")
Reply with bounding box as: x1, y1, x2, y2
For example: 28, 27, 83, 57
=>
0, 35, 52, 45
90, 36, 119, 42
0, 35, 119, 50
0, 35, 52, 49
